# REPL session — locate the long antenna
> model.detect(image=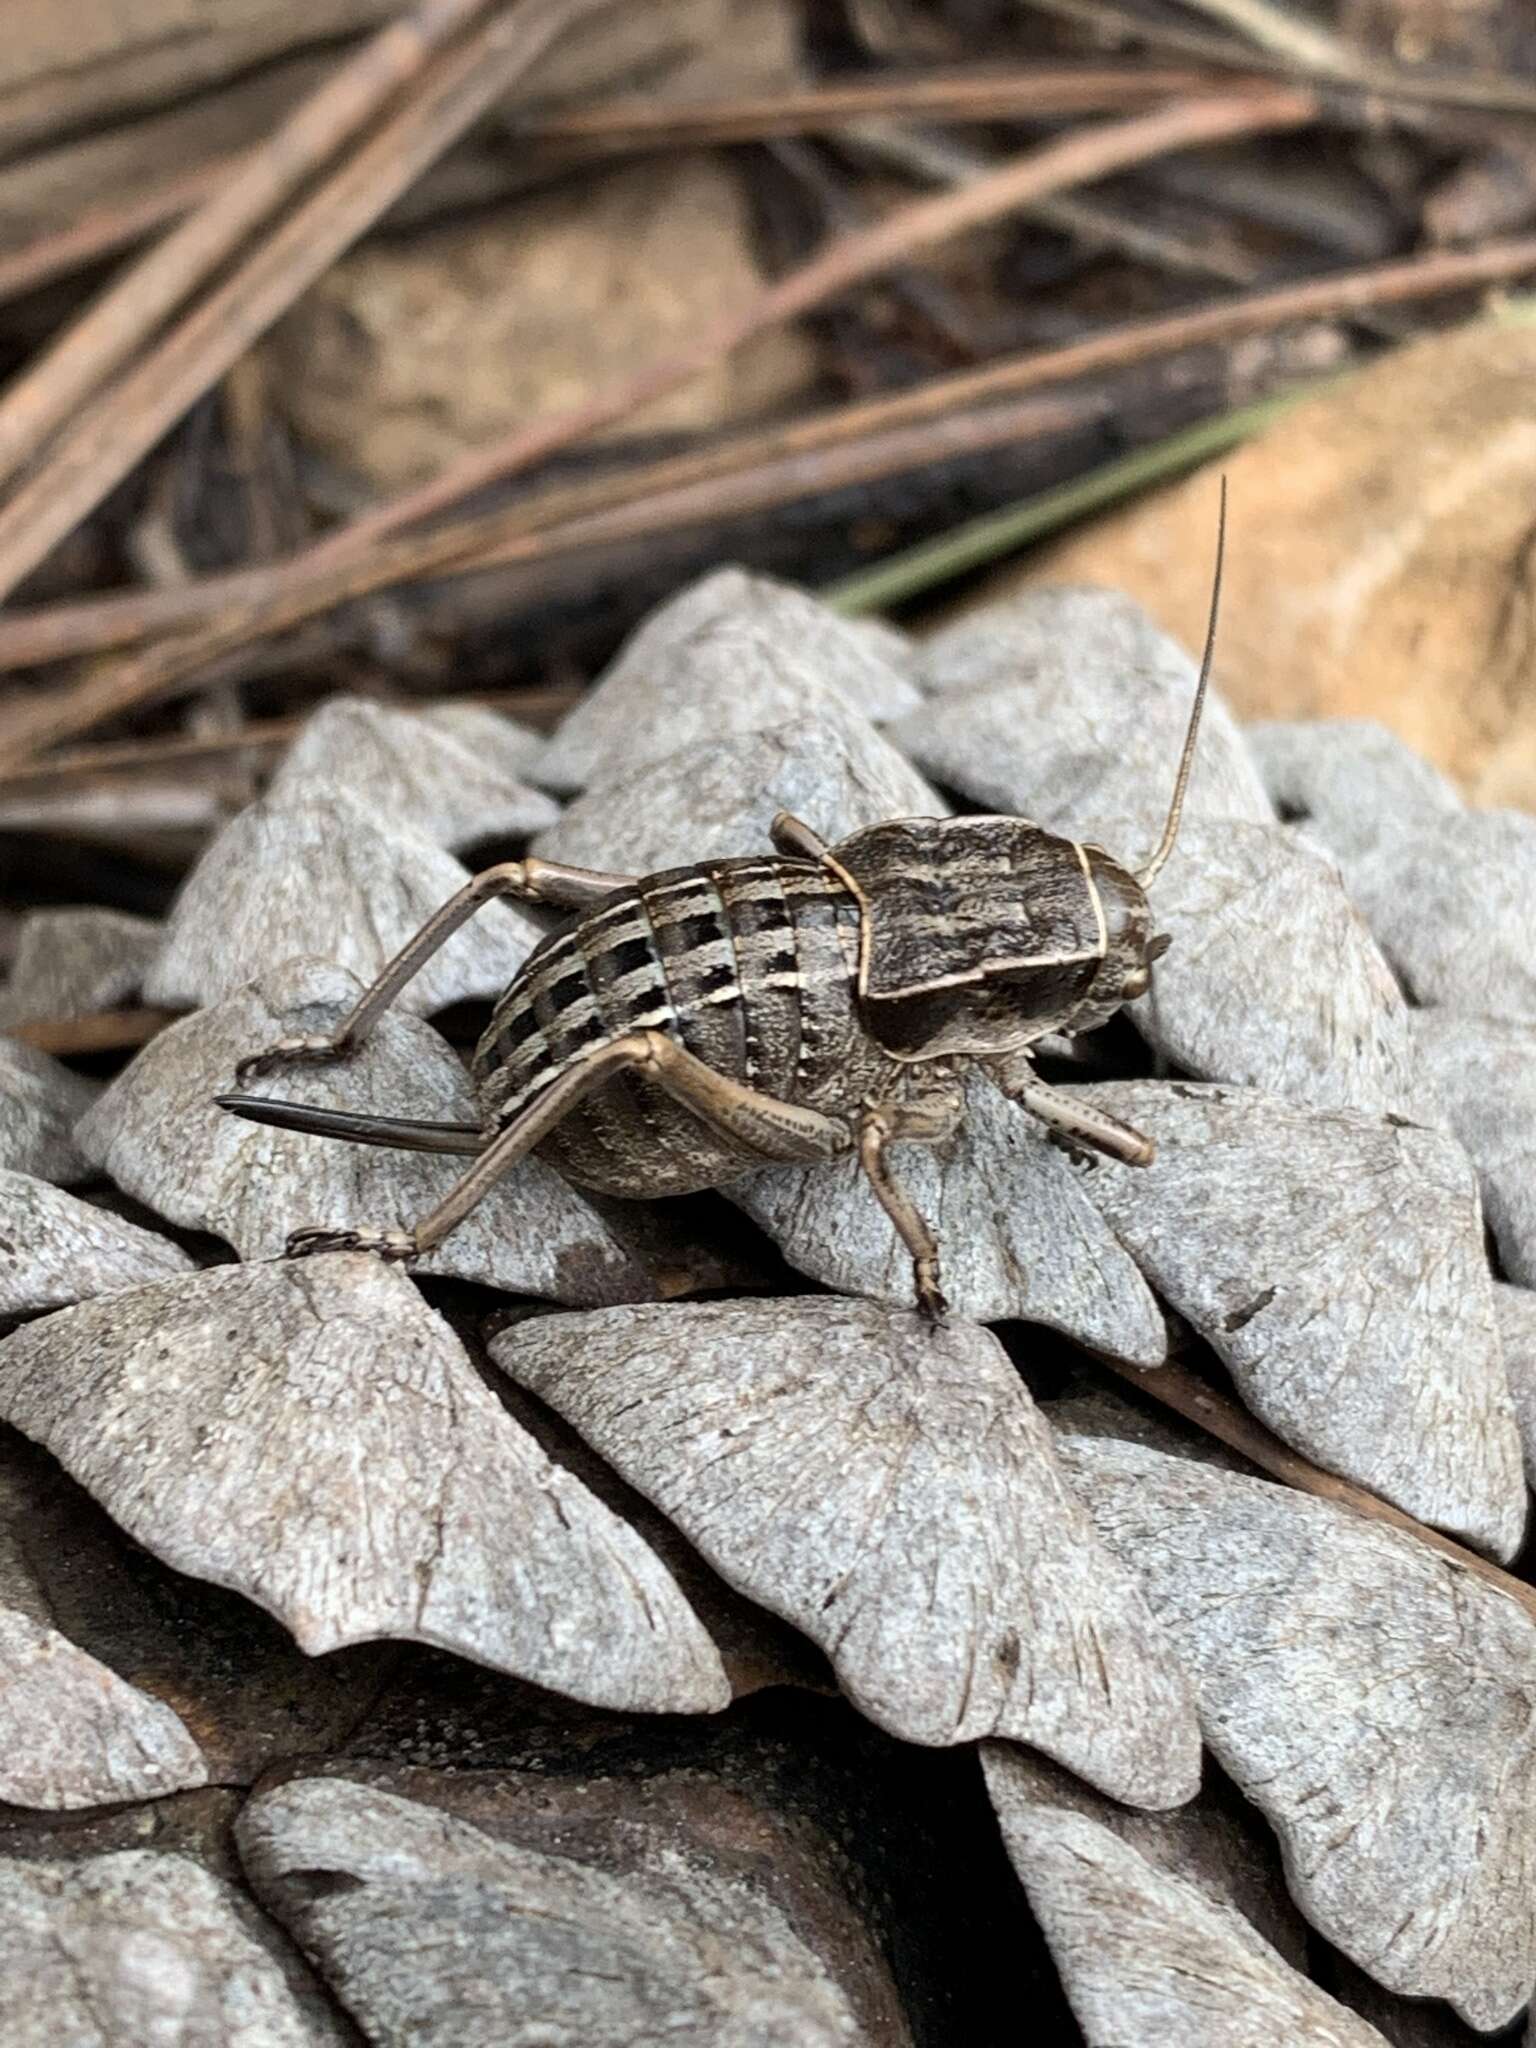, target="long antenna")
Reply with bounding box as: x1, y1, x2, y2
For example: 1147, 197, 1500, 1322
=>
1137, 474, 1227, 887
